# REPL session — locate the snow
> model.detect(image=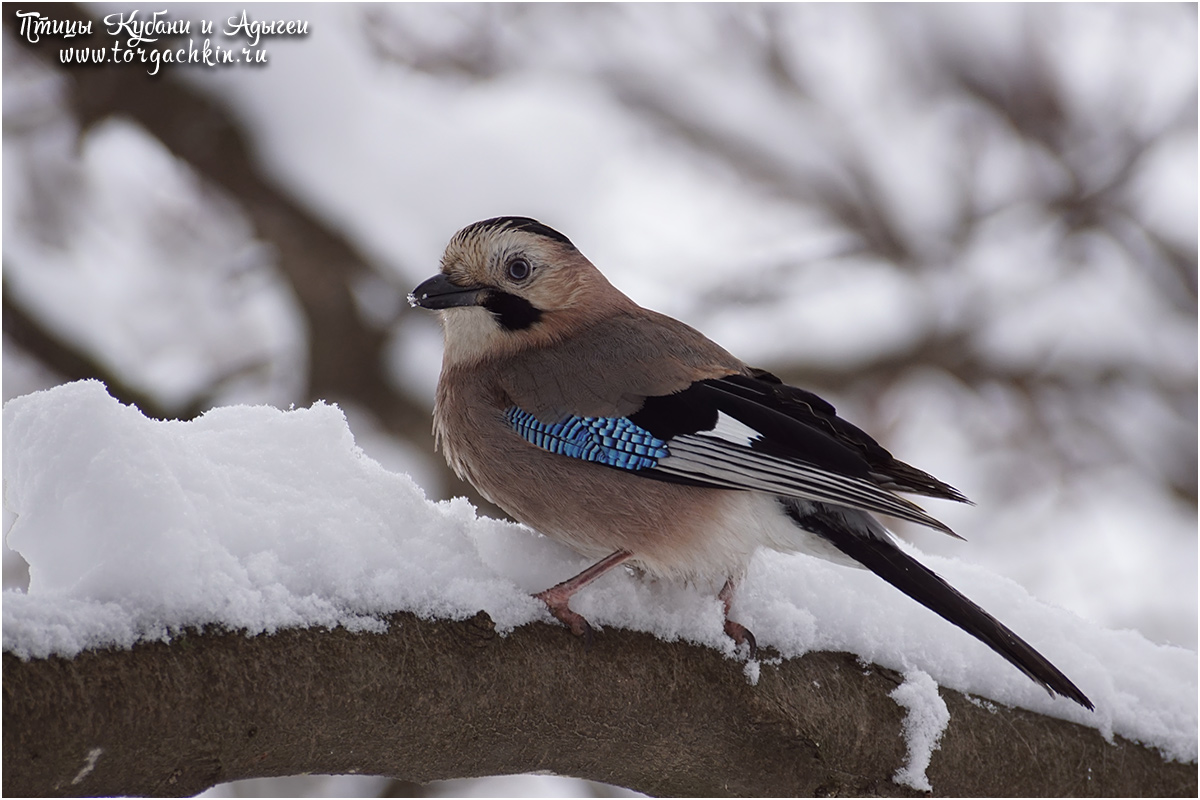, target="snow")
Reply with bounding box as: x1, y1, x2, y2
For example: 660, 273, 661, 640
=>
70, 747, 103, 787
200, 773, 638, 800
2, 381, 542, 653
4, 381, 1196, 771
890, 671, 950, 791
